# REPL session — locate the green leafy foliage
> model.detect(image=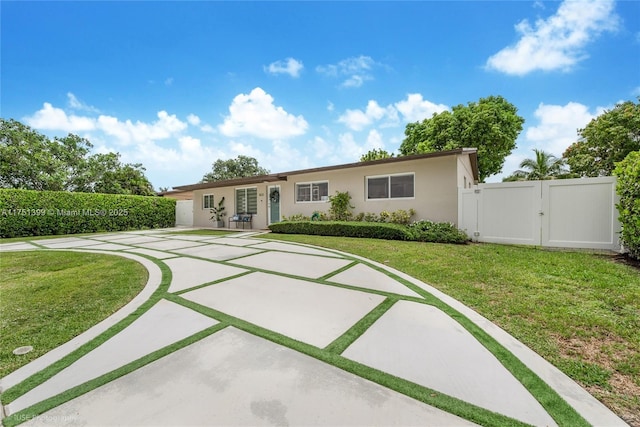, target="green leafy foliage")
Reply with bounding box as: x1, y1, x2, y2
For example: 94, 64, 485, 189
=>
359, 149, 394, 162
209, 196, 226, 222
201, 155, 270, 182
564, 99, 640, 177
504, 149, 569, 181
0, 119, 155, 195
400, 95, 524, 182
0, 189, 176, 238
269, 219, 469, 244
407, 220, 470, 244
328, 191, 354, 221
613, 151, 640, 259
268, 221, 413, 241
